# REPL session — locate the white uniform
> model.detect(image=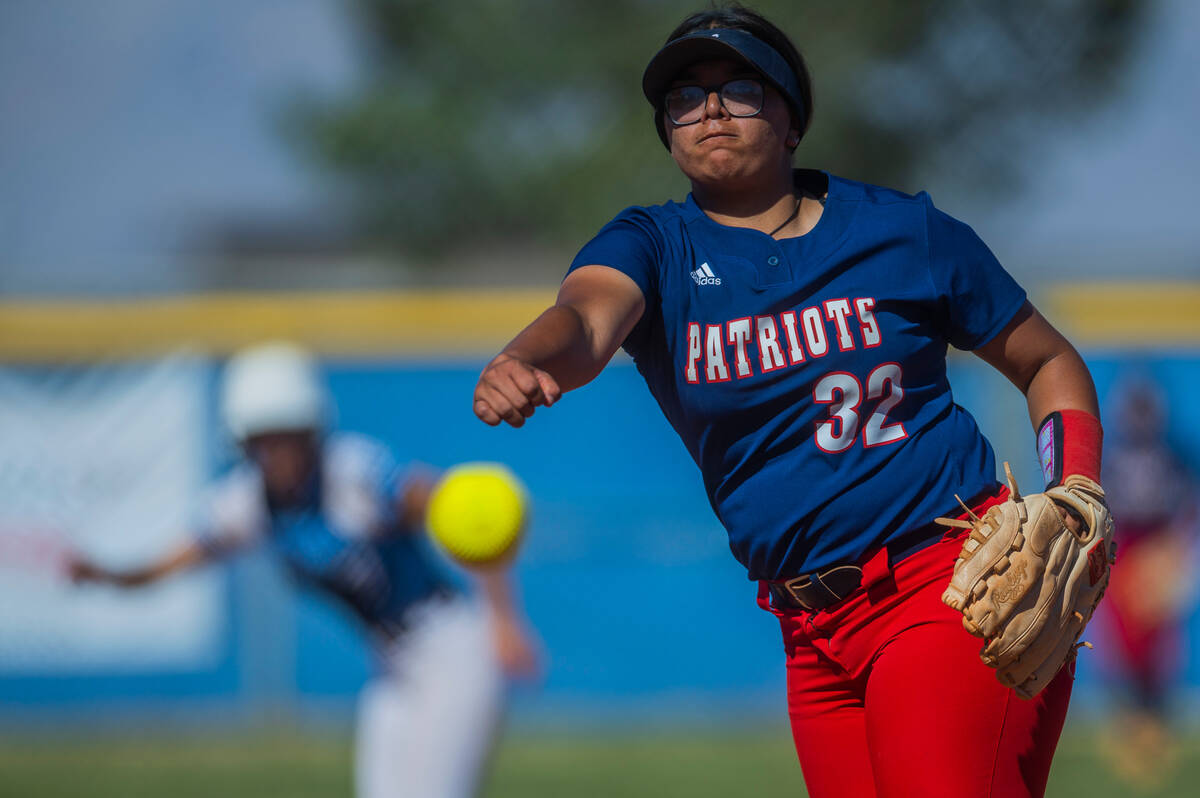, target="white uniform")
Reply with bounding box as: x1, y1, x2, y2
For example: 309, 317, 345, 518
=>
196, 433, 504, 798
